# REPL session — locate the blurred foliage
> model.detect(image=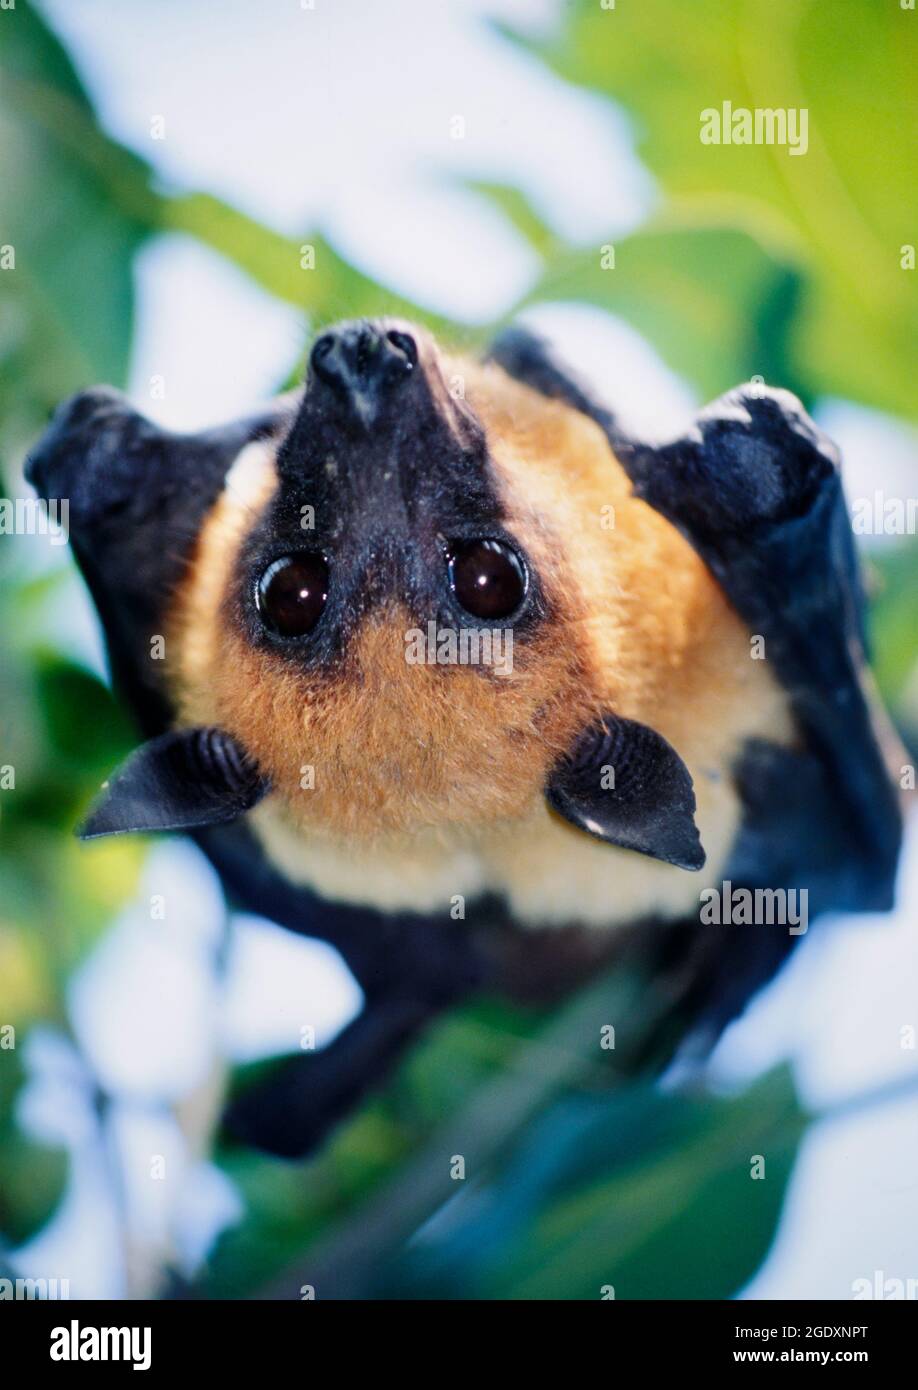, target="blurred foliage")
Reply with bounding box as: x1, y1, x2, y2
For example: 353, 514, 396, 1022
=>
525, 224, 808, 406
0, 0, 915, 1298
504, 0, 918, 421
0, 0, 147, 445
381, 1067, 804, 1301
870, 547, 918, 746
203, 984, 803, 1300
0, 1047, 67, 1247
